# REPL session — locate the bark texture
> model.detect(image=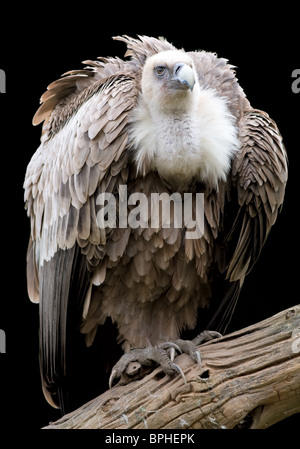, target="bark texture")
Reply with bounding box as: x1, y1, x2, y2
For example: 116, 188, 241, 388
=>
44, 305, 300, 429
